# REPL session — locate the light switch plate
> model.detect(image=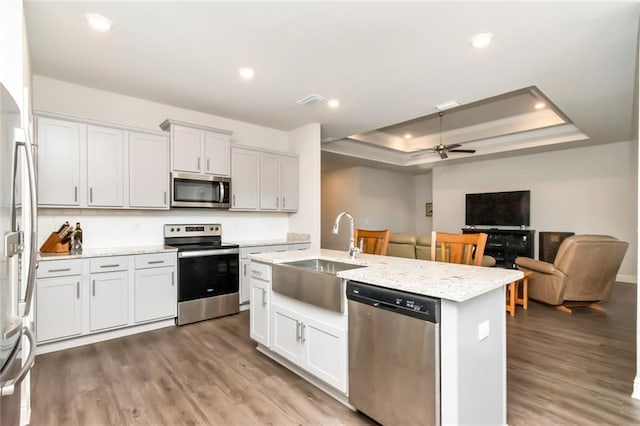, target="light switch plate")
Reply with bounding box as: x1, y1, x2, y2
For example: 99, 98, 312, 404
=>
478, 320, 490, 341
